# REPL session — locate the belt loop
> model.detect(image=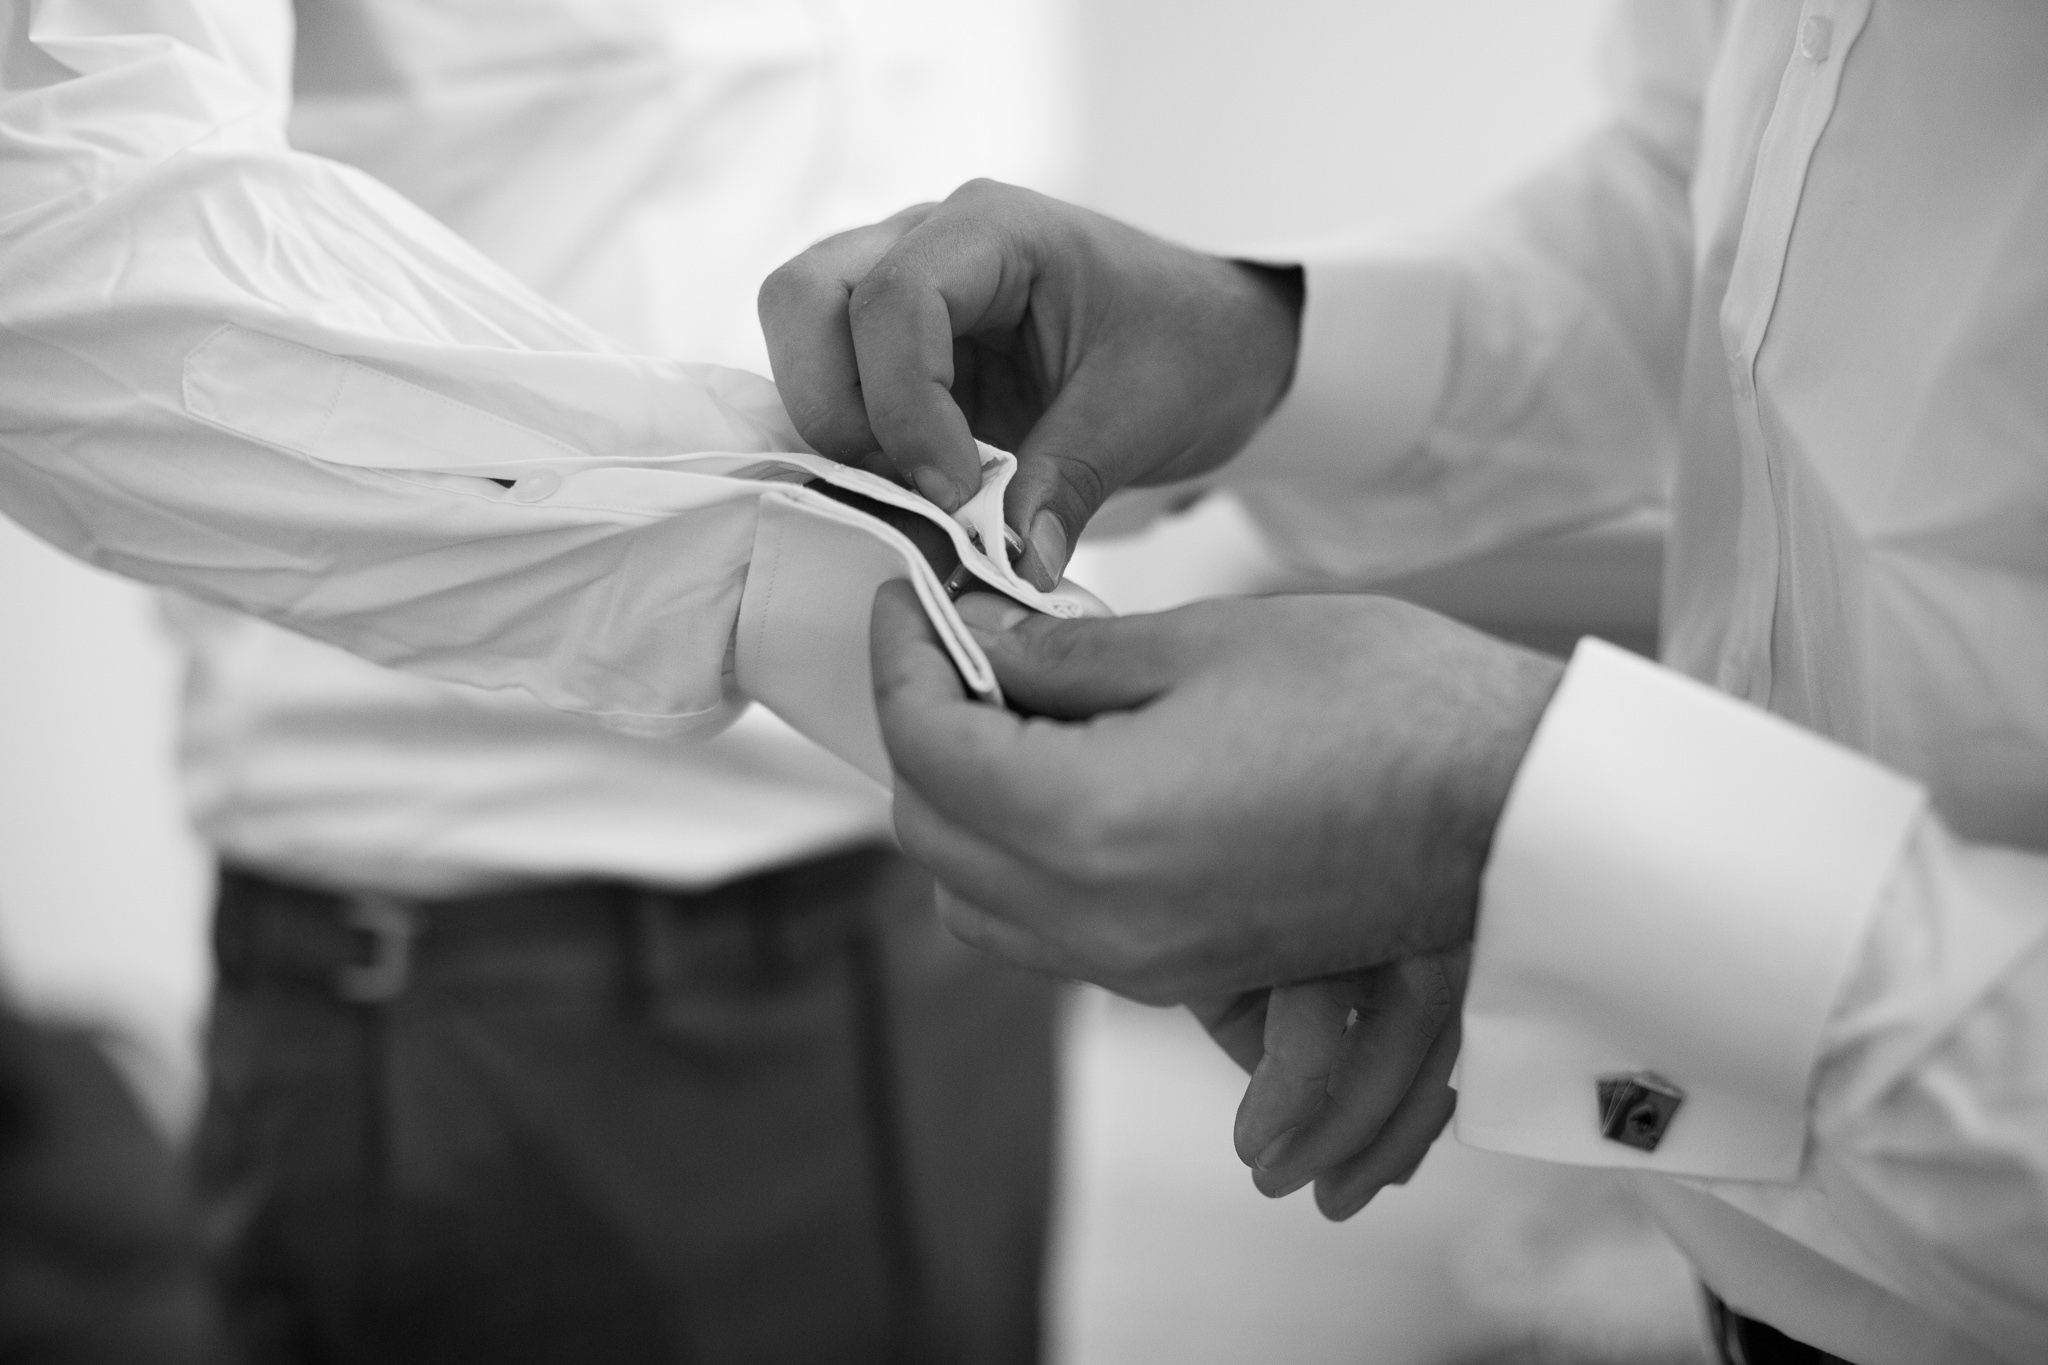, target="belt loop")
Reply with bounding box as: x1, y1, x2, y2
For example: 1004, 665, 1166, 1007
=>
335, 895, 419, 1006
